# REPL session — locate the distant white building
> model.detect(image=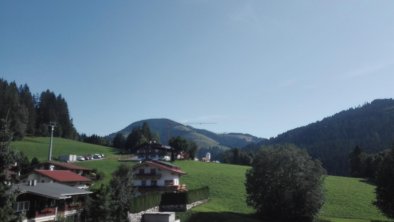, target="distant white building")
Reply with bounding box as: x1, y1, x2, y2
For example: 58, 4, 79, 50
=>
132, 160, 186, 194
202, 152, 211, 162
